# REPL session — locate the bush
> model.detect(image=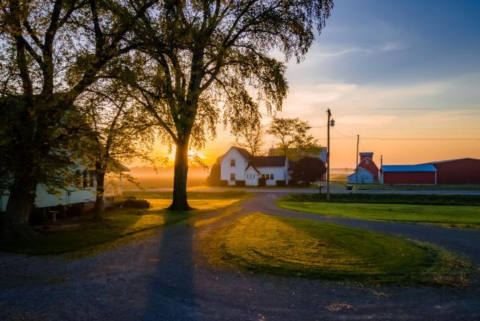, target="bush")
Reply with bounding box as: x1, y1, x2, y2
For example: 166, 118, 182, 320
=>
122, 199, 150, 209
220, 180, 229, 187
276, 180, 286, 187
235, 180, 246, 187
